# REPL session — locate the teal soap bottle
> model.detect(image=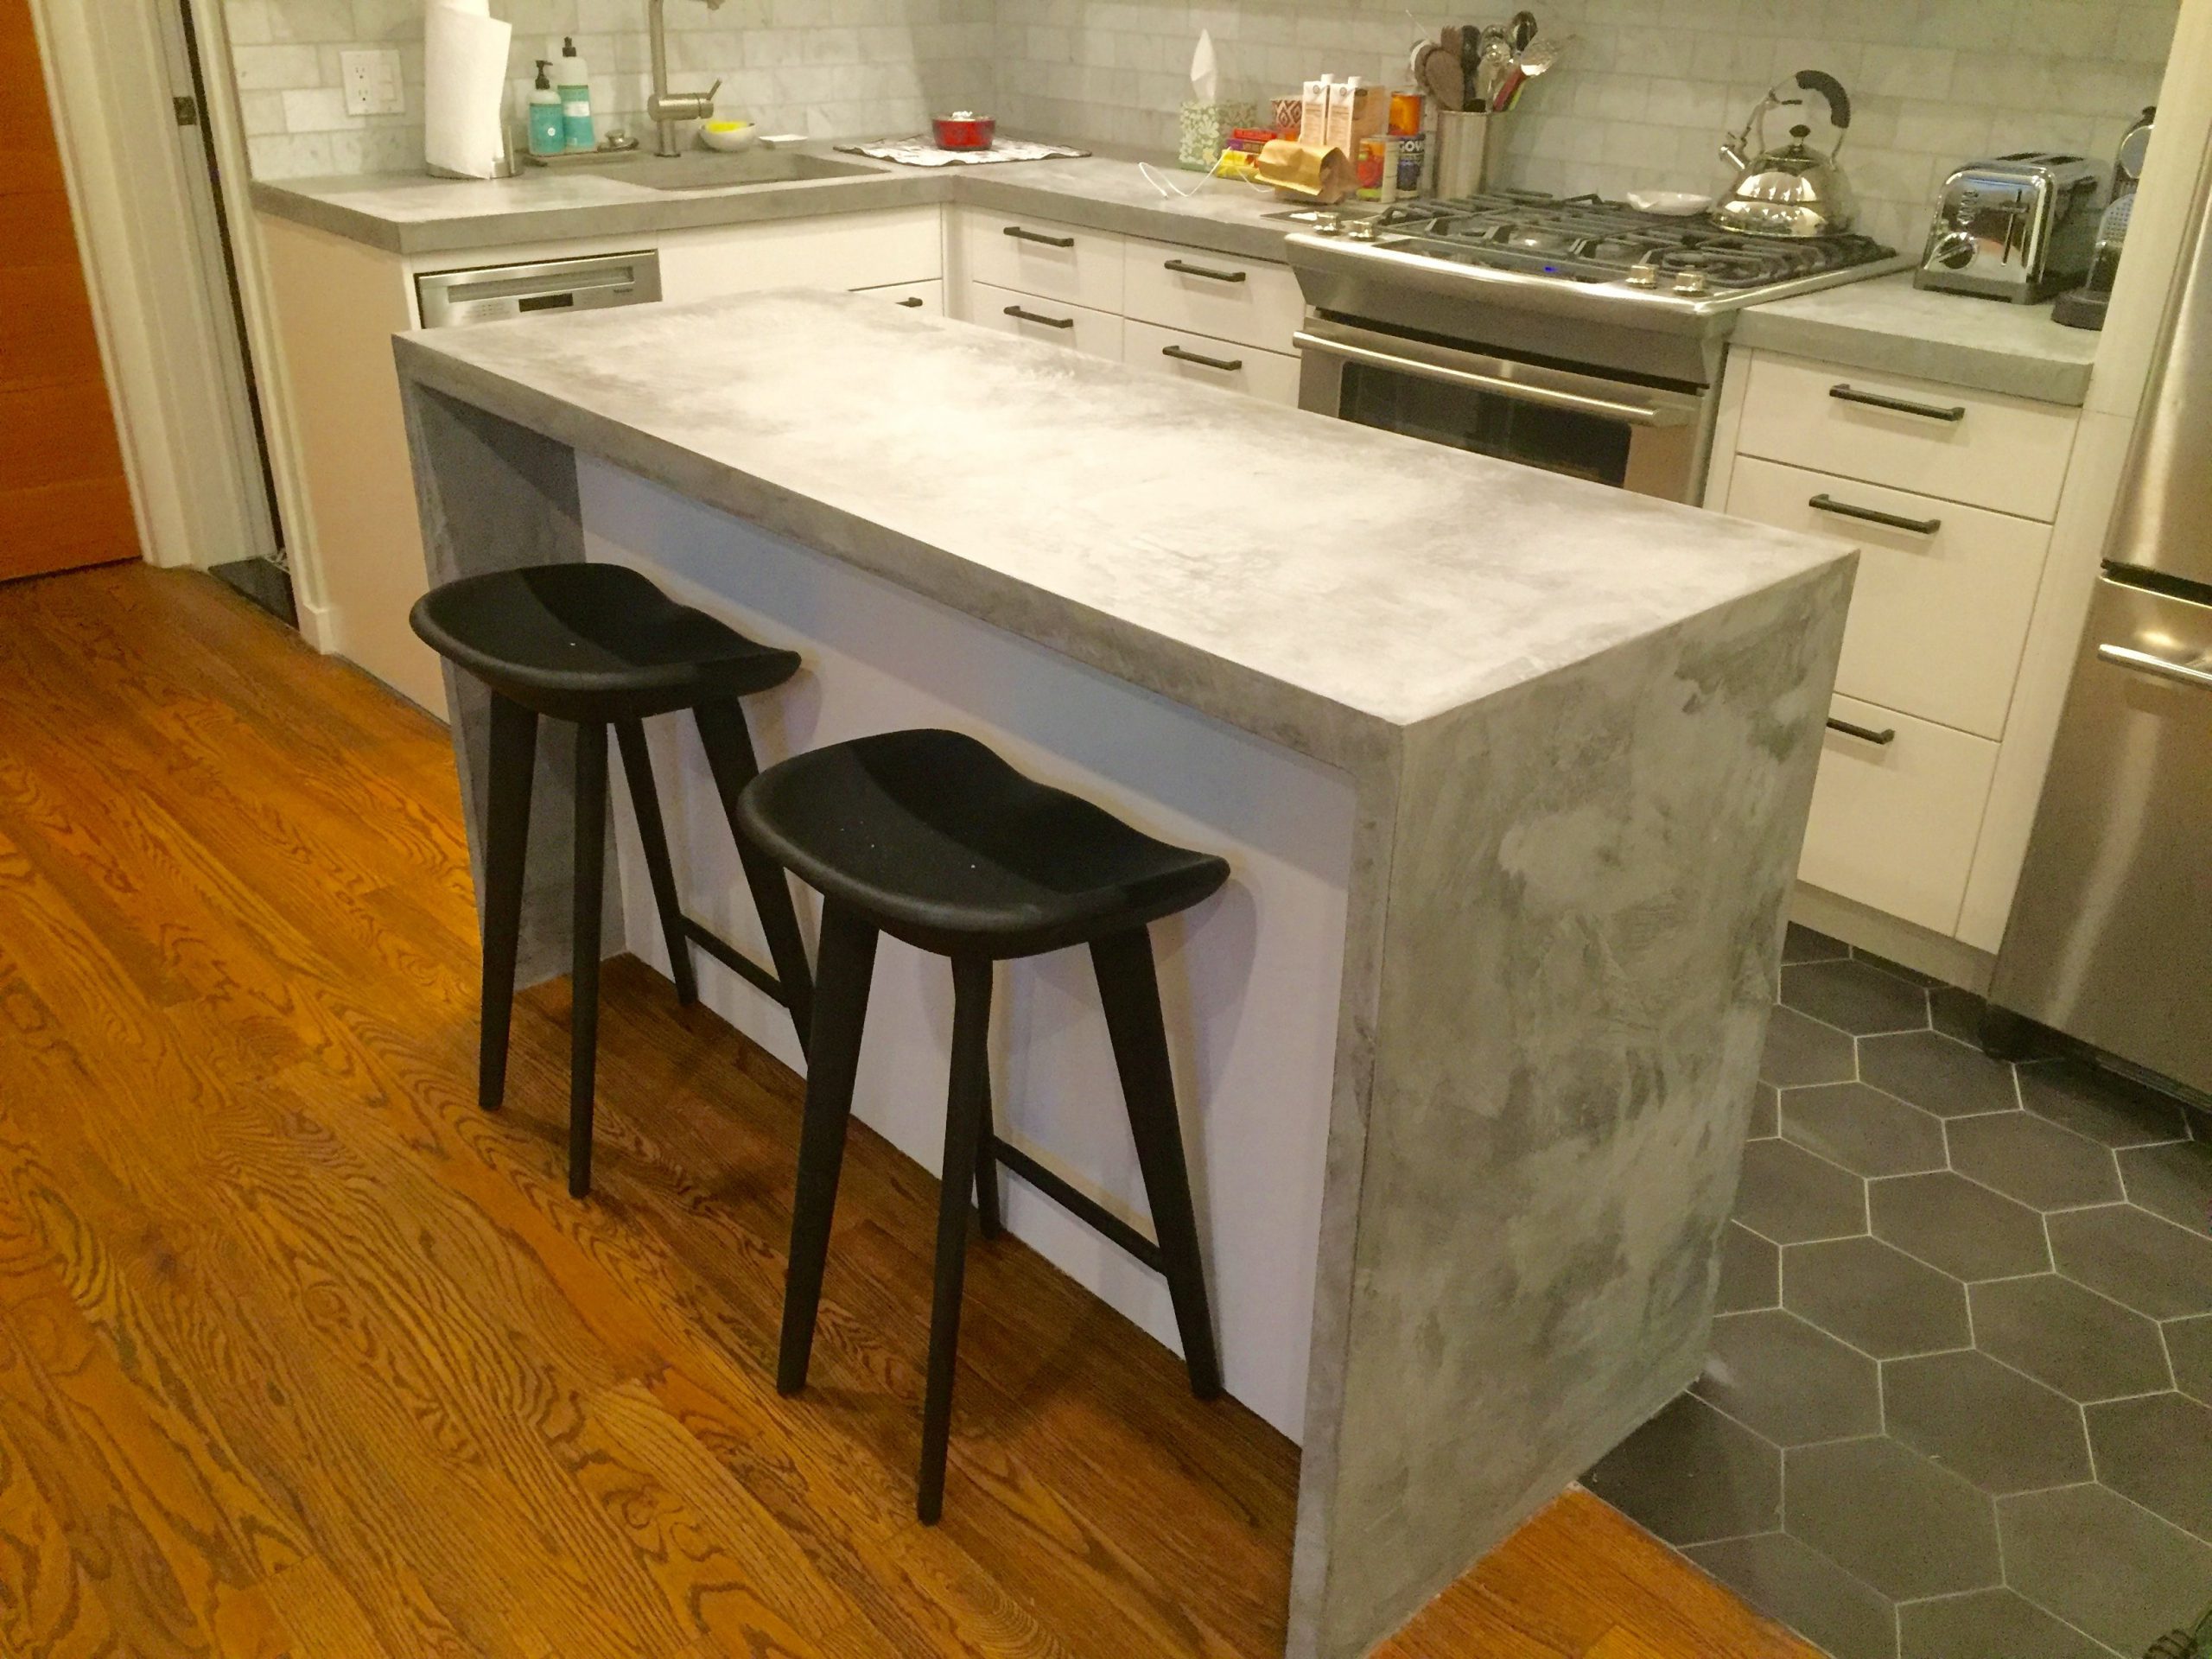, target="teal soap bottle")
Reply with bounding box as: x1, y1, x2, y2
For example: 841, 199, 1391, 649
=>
527, 61, 564, 158
557, 37, 594, 152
